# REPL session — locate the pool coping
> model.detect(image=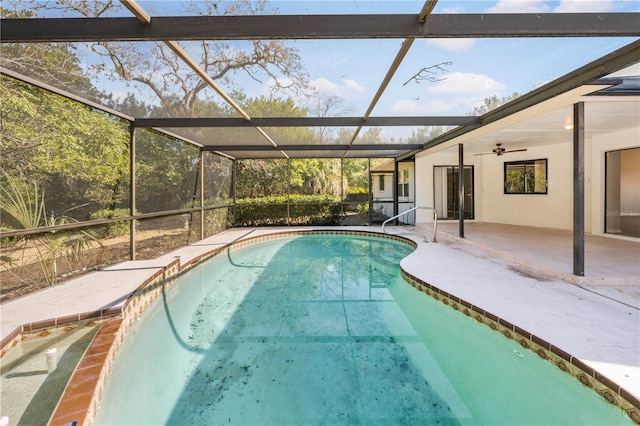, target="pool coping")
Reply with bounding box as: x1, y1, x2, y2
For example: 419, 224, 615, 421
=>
2, 229, 638, 425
